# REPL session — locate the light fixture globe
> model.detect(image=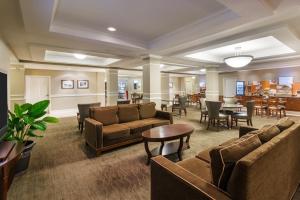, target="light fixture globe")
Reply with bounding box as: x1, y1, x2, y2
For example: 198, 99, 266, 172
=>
224, 55, 253, 68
